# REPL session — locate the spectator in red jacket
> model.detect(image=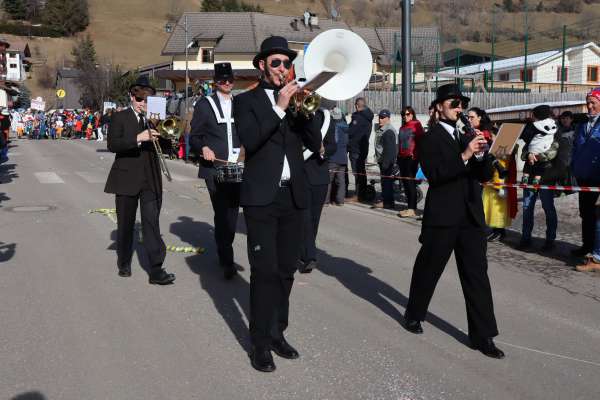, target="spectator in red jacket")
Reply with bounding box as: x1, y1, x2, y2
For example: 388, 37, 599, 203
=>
397, 106, 424, 218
